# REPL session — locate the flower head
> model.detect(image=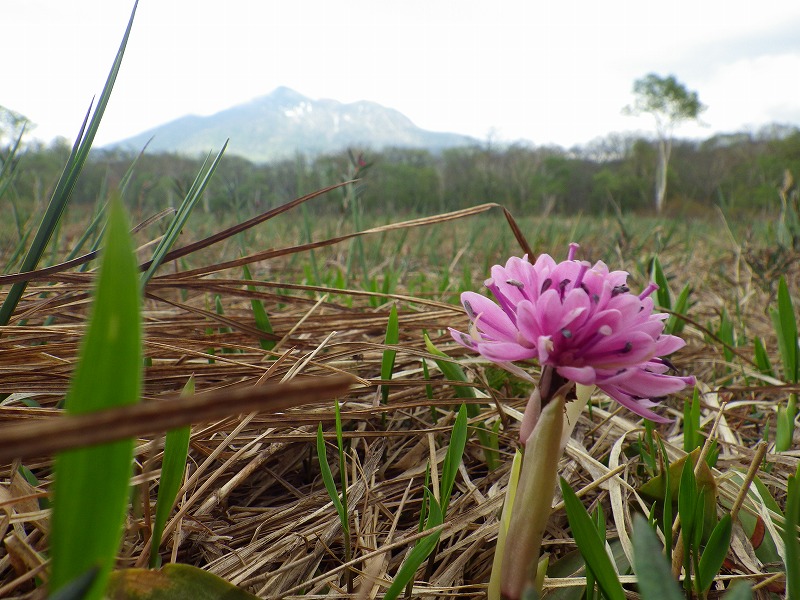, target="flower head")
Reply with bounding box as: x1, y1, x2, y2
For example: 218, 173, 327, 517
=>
450, 244, 694, 422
